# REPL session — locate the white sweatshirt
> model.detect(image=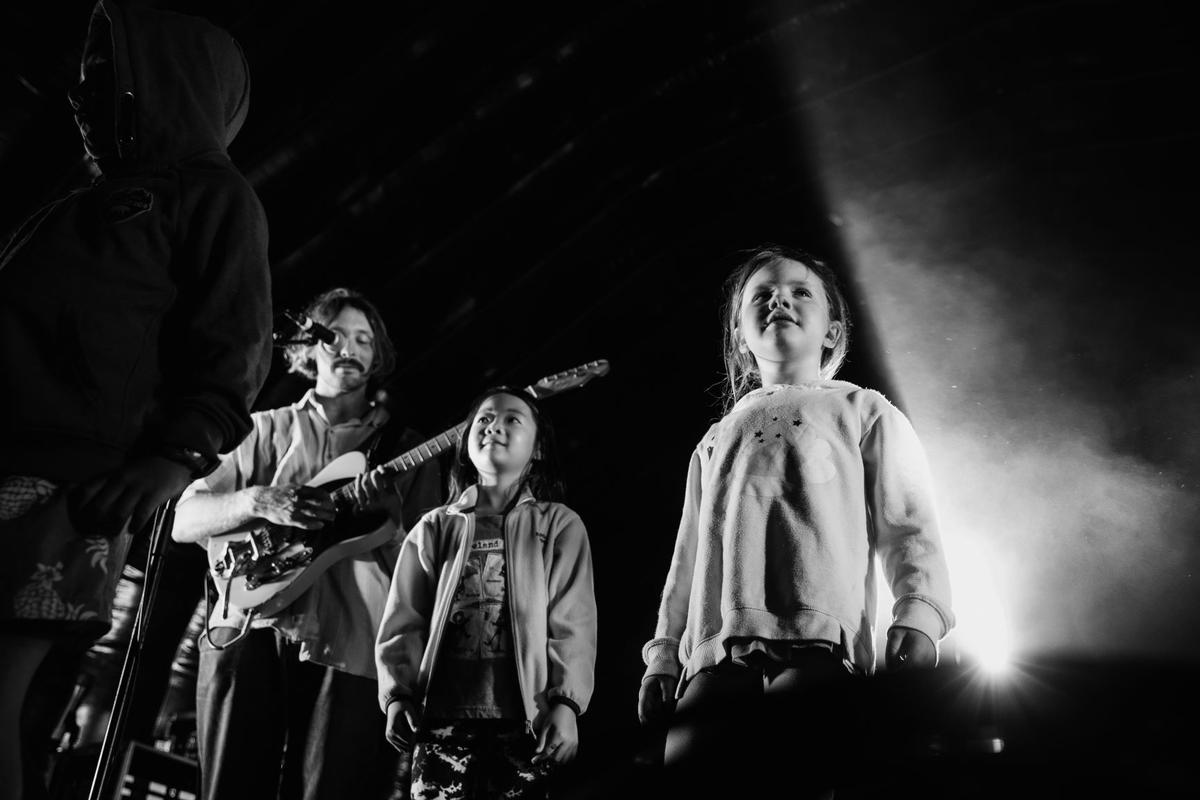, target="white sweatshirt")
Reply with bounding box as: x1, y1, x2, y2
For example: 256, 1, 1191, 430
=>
643, 381, 954, 682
